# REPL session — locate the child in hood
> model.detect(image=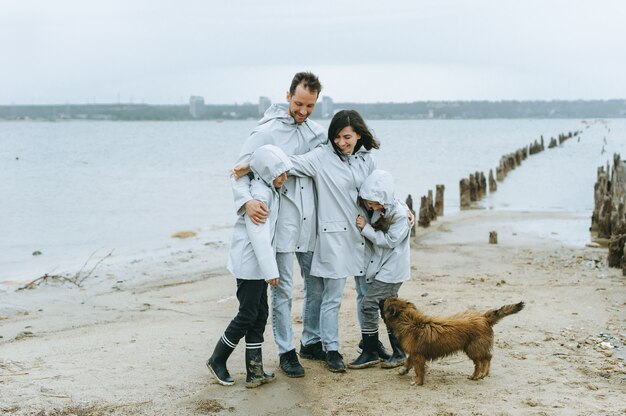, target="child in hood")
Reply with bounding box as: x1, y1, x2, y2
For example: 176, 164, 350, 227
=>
207, 144, 292, 388
348, 169, 411, 369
